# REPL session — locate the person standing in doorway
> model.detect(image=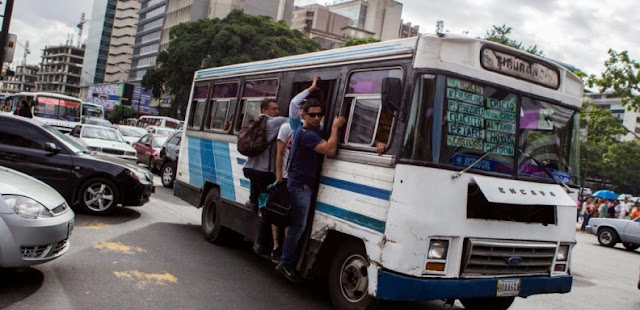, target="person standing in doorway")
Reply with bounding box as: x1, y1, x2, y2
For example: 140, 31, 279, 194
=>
13, 100, 32, 118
